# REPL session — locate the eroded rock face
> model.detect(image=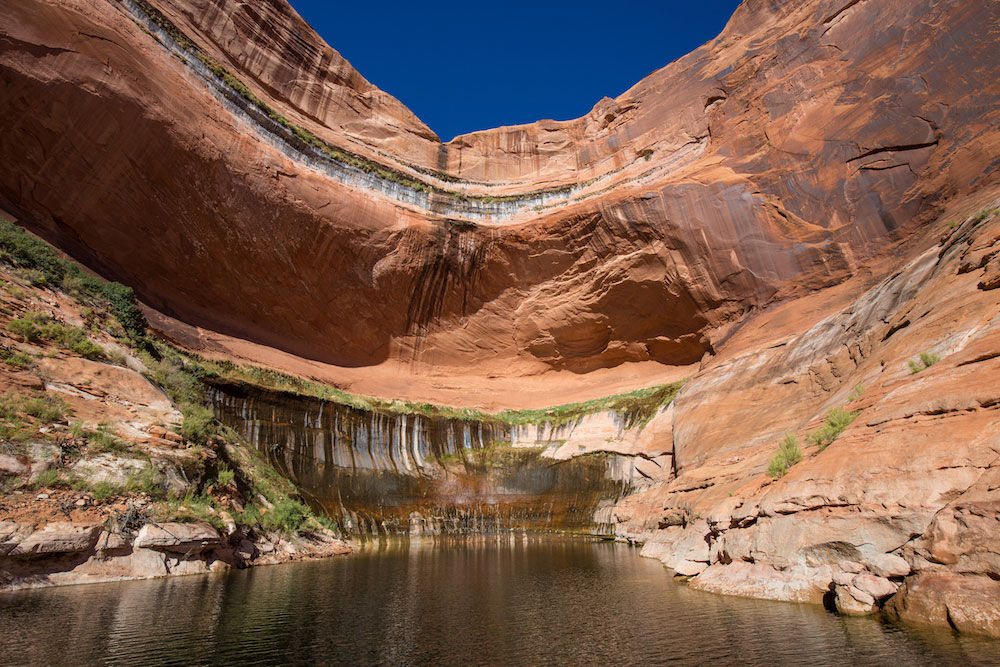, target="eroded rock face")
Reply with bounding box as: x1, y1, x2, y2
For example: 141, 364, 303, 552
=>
0, 518, 352, 591
133, 522, 223, 554
1, 0, 999, 388
7, 523, 101, 558
884, 573, 1000, 638
615, 210, 1000, 635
